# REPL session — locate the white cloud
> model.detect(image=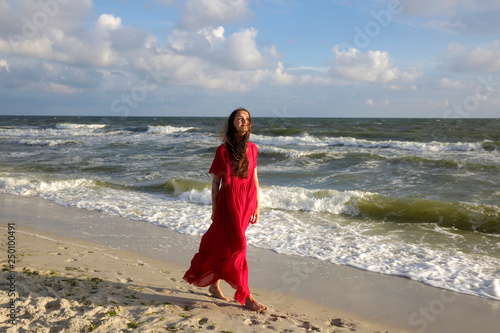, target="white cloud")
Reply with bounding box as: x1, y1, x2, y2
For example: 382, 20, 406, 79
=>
440, 78, 462, 89
399, 0, 500, 34
0, 0, 279, 97
0, 59, 9, 71
400, 0, 500, 18
0, 0, 93, 33
43, 82, 80, 94
329, 45, 422, 84
201, 26, 225, 49
265, 45, 280, 59
95, 14, 123, 32
439, 77, 475, 90
401, 0, 470, 17
441, 41, 500, 72
127, 48, 272, 92
0, 57, 102, 94
168, 26, 267, 71
447, 42, 466, 55
0, 1, 121, 67
366, 98, 374, 107
223, 28, 265, 70
151, 0, 177, 6
178, 0, 251, 30
168, 26, 225, 52
272, 61, 295, 85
